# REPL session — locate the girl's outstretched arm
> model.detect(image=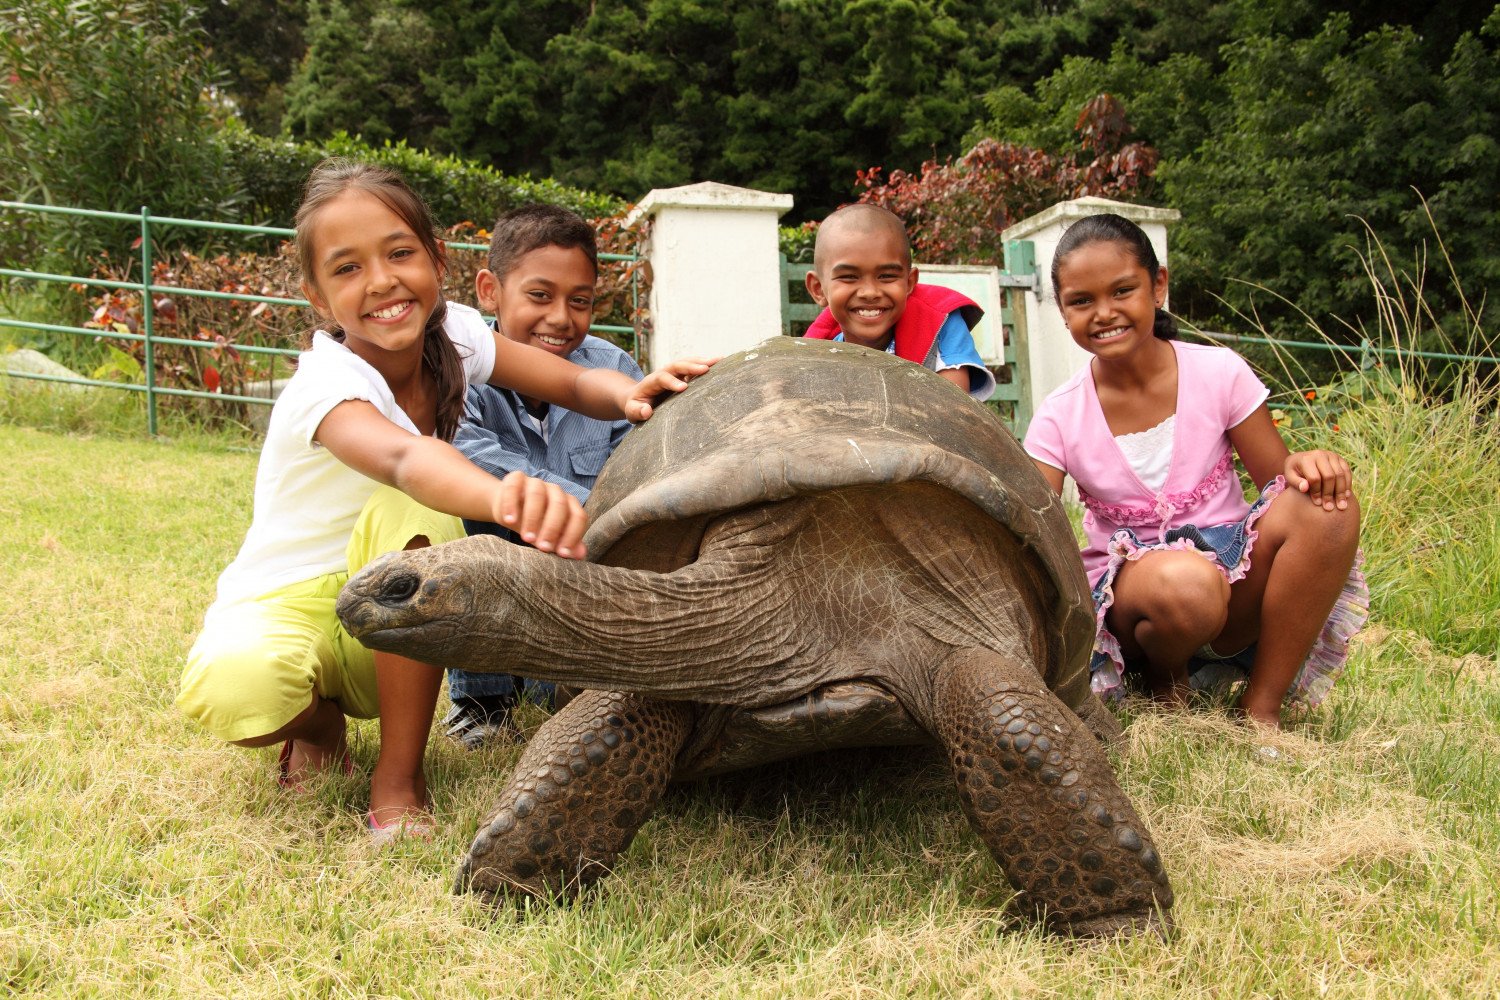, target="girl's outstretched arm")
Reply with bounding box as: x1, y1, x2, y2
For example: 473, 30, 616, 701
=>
316, 400, 589, 558
1228, 404, 1352, 512
487, 333, 715, 422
